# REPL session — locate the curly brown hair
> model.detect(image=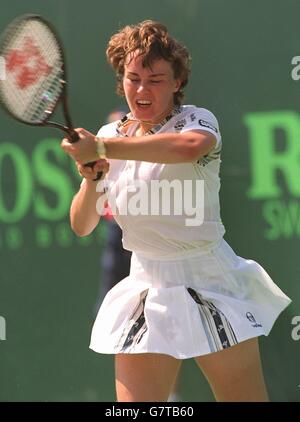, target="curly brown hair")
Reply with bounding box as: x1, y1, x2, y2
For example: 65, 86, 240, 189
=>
106, 20, 191, 105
